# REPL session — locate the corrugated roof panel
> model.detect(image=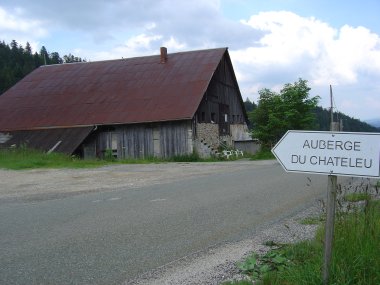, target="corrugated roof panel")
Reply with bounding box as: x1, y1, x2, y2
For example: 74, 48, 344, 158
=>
0, 127, 93, 154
